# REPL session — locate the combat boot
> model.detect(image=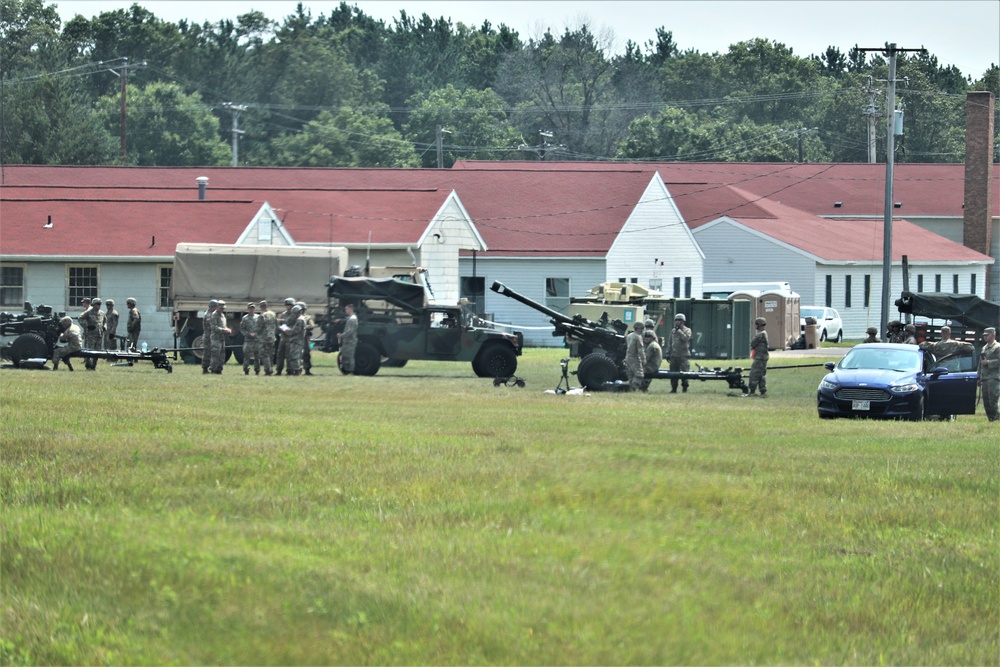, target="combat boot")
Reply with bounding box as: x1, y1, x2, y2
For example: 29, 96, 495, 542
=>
52, 359, 59, 370
244, 367, 250, 375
